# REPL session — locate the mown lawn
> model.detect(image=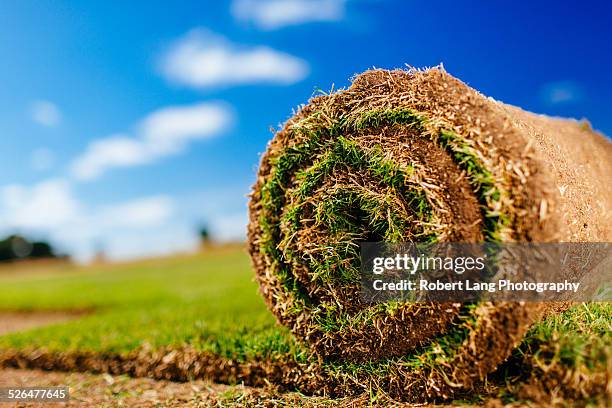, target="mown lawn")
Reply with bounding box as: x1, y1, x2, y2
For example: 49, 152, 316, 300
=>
0, 245, 298, 360
0, 245, 609, 404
